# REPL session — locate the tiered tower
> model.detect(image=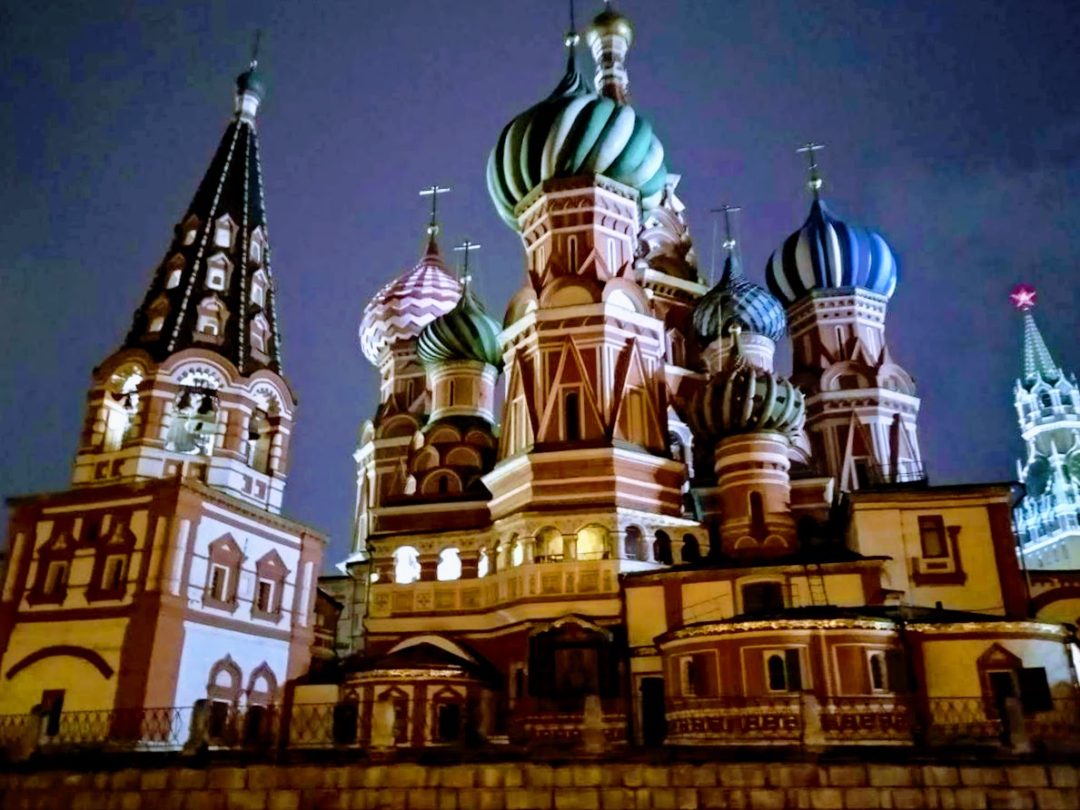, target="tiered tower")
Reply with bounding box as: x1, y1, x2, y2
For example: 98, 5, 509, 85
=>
485, 9, 700, 557
1010, 285, 1080, 569
766, 151, 921, 490
74, 63, 295, 513
0, 62, 324, 721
